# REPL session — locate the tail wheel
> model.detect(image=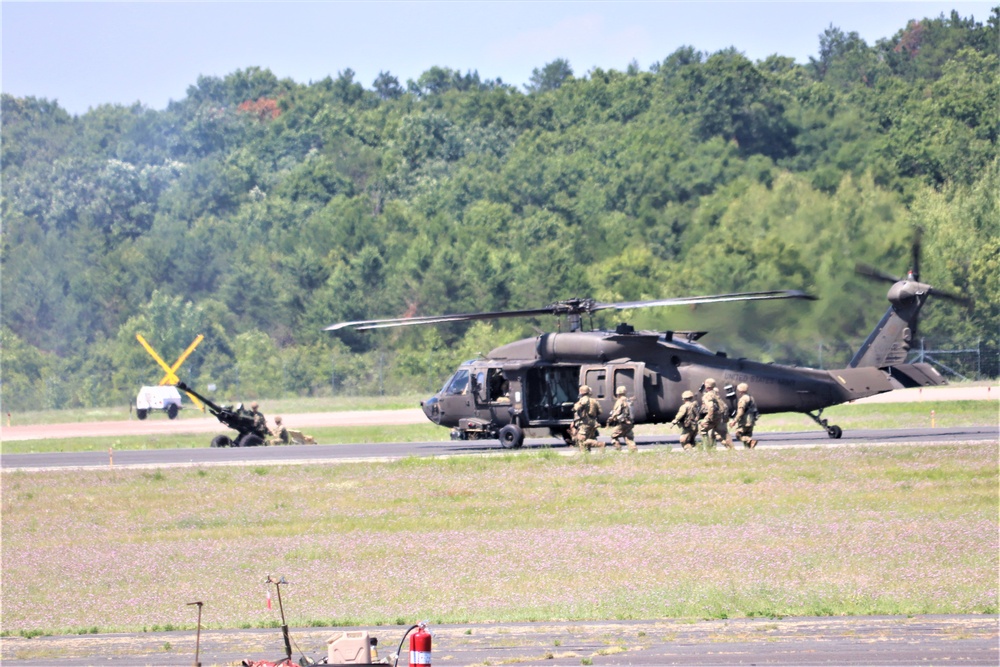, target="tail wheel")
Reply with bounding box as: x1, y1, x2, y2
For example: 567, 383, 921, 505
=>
498, 424, 524, 449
